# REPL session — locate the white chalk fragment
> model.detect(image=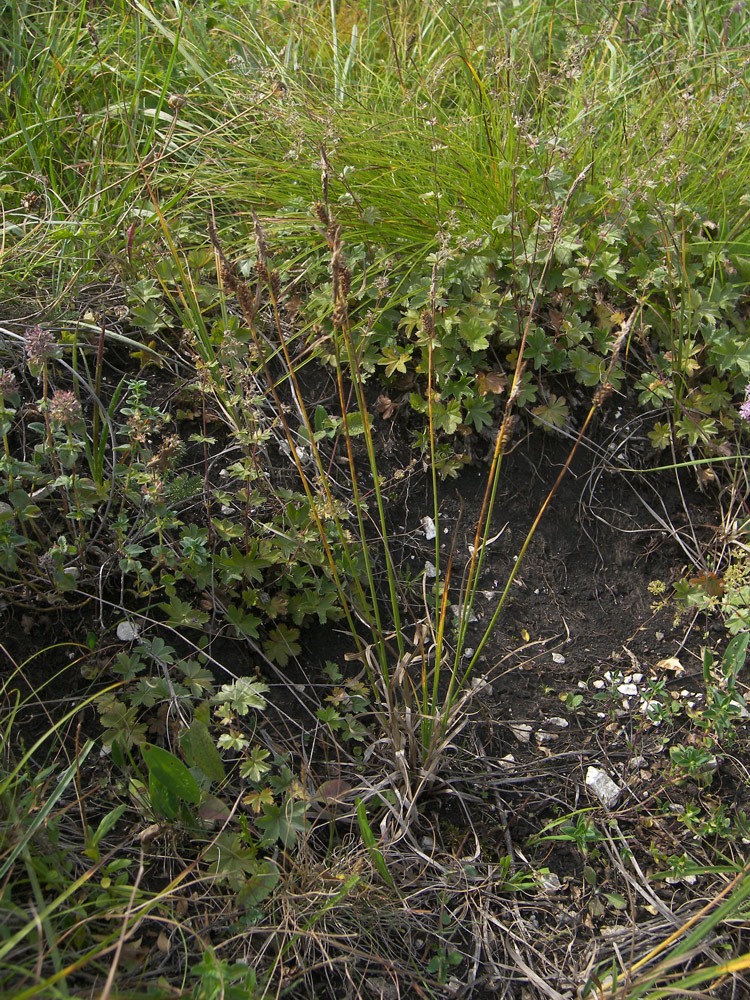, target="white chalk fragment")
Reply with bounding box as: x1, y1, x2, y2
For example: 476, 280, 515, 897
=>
117, 620, 140, 642
421, 516, 436, 540
585, 766, 622, 808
